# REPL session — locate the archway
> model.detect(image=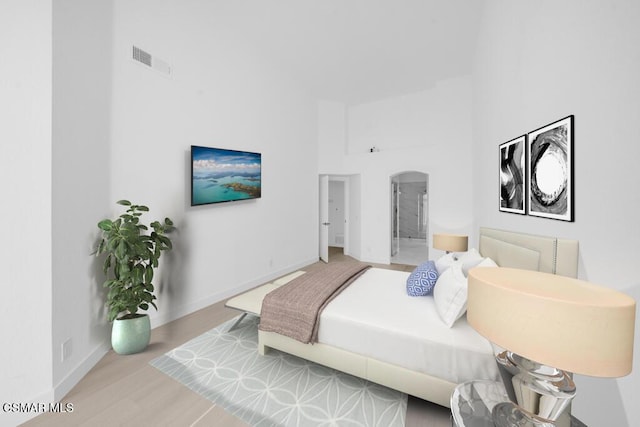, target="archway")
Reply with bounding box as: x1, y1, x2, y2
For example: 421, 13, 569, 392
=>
390, 171, 429, 265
